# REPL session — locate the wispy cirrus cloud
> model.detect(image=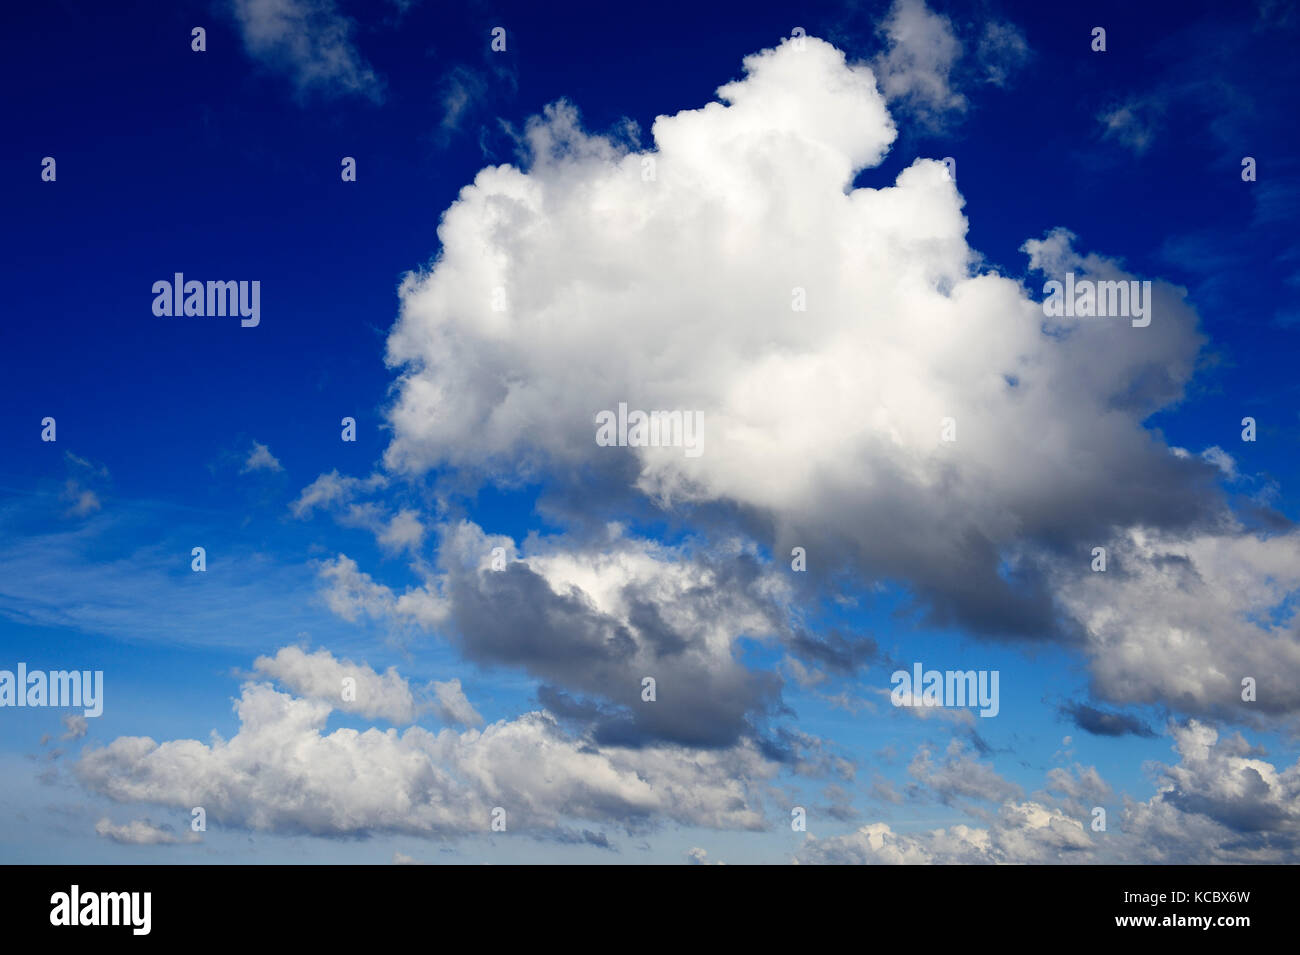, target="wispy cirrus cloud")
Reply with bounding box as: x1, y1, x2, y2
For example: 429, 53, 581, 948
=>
231, 0, 384, 102
95, 817, 201, 846
241, 441, 283, 474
